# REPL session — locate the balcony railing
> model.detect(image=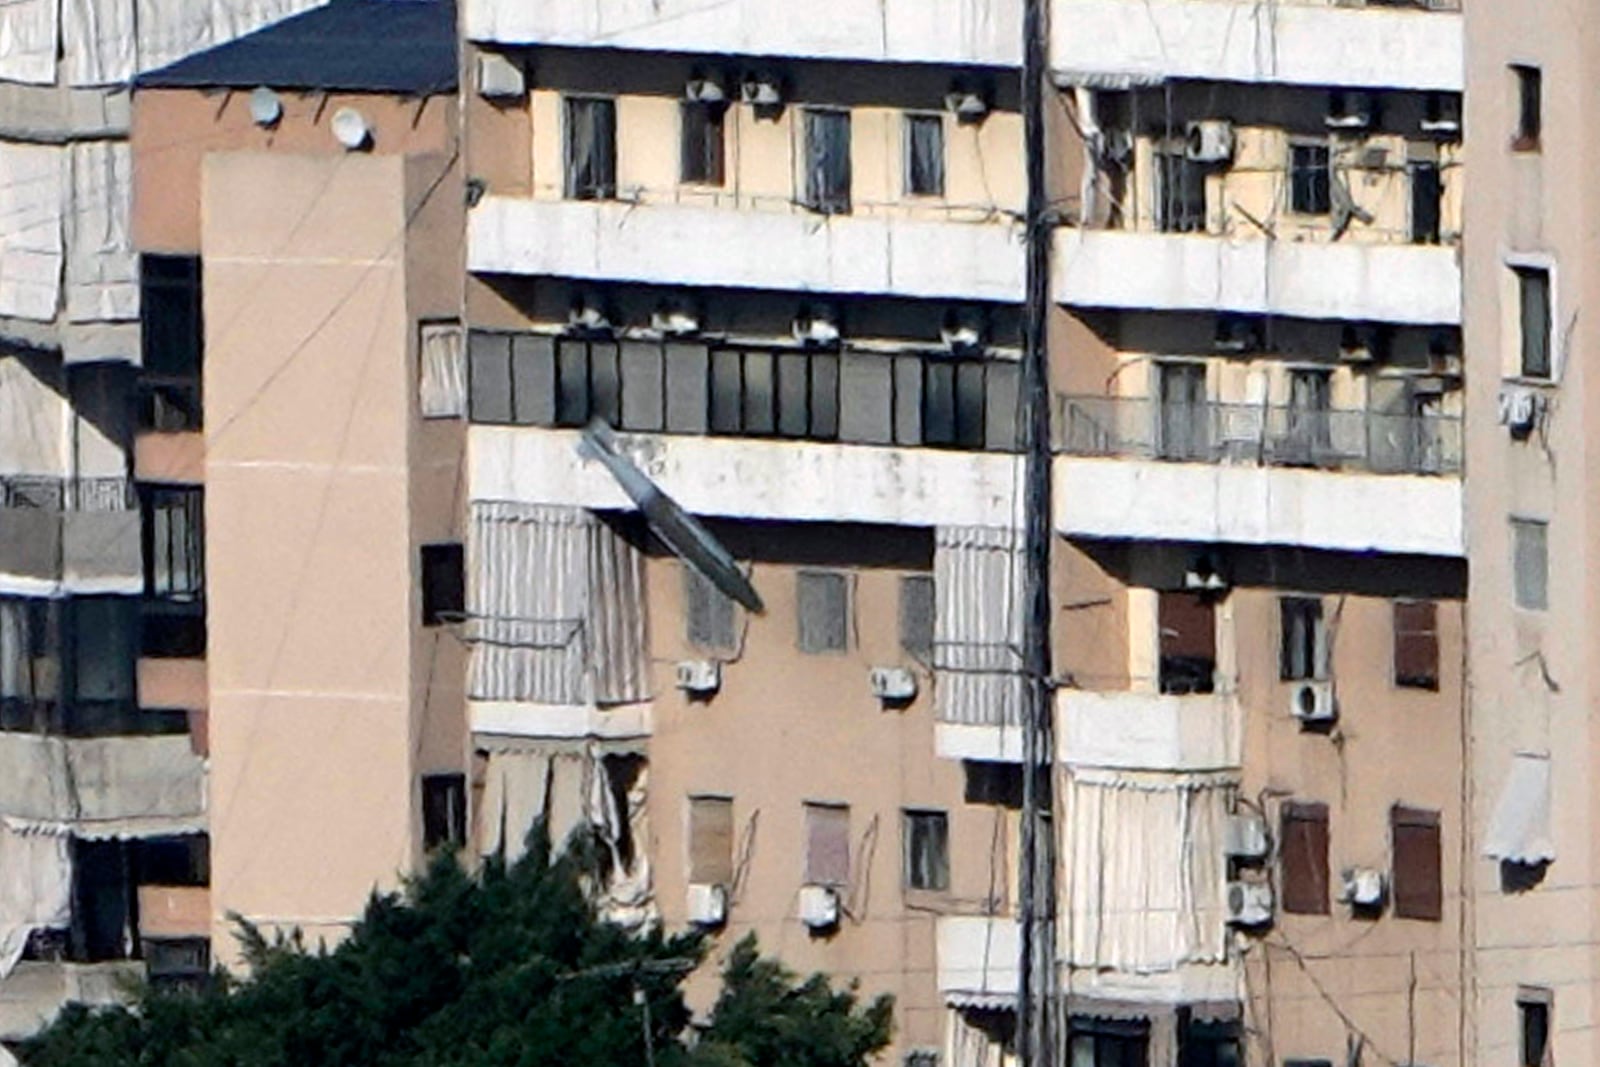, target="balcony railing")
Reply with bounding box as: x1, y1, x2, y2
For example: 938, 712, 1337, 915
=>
1057, 394, 1461, 476
0, 475, 137, 511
